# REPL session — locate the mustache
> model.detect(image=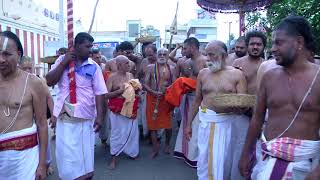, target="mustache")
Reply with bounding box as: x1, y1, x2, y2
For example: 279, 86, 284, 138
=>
206, 61, 222, 73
